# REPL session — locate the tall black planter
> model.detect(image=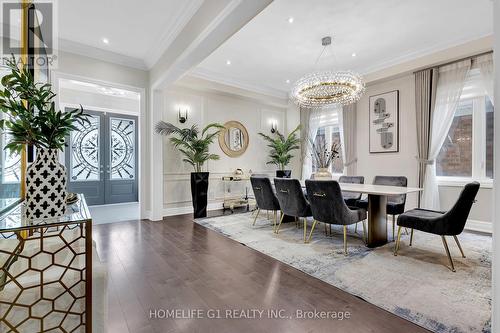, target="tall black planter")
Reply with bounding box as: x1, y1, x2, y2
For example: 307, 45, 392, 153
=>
191, 172, 209, 218
276, 170, 292, 178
